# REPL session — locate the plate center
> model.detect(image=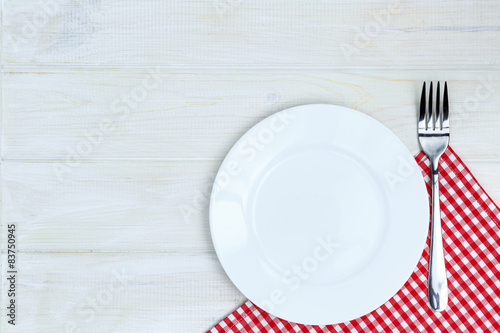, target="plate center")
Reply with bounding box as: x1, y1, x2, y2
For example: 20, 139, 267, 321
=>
250, 146, 387, 283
